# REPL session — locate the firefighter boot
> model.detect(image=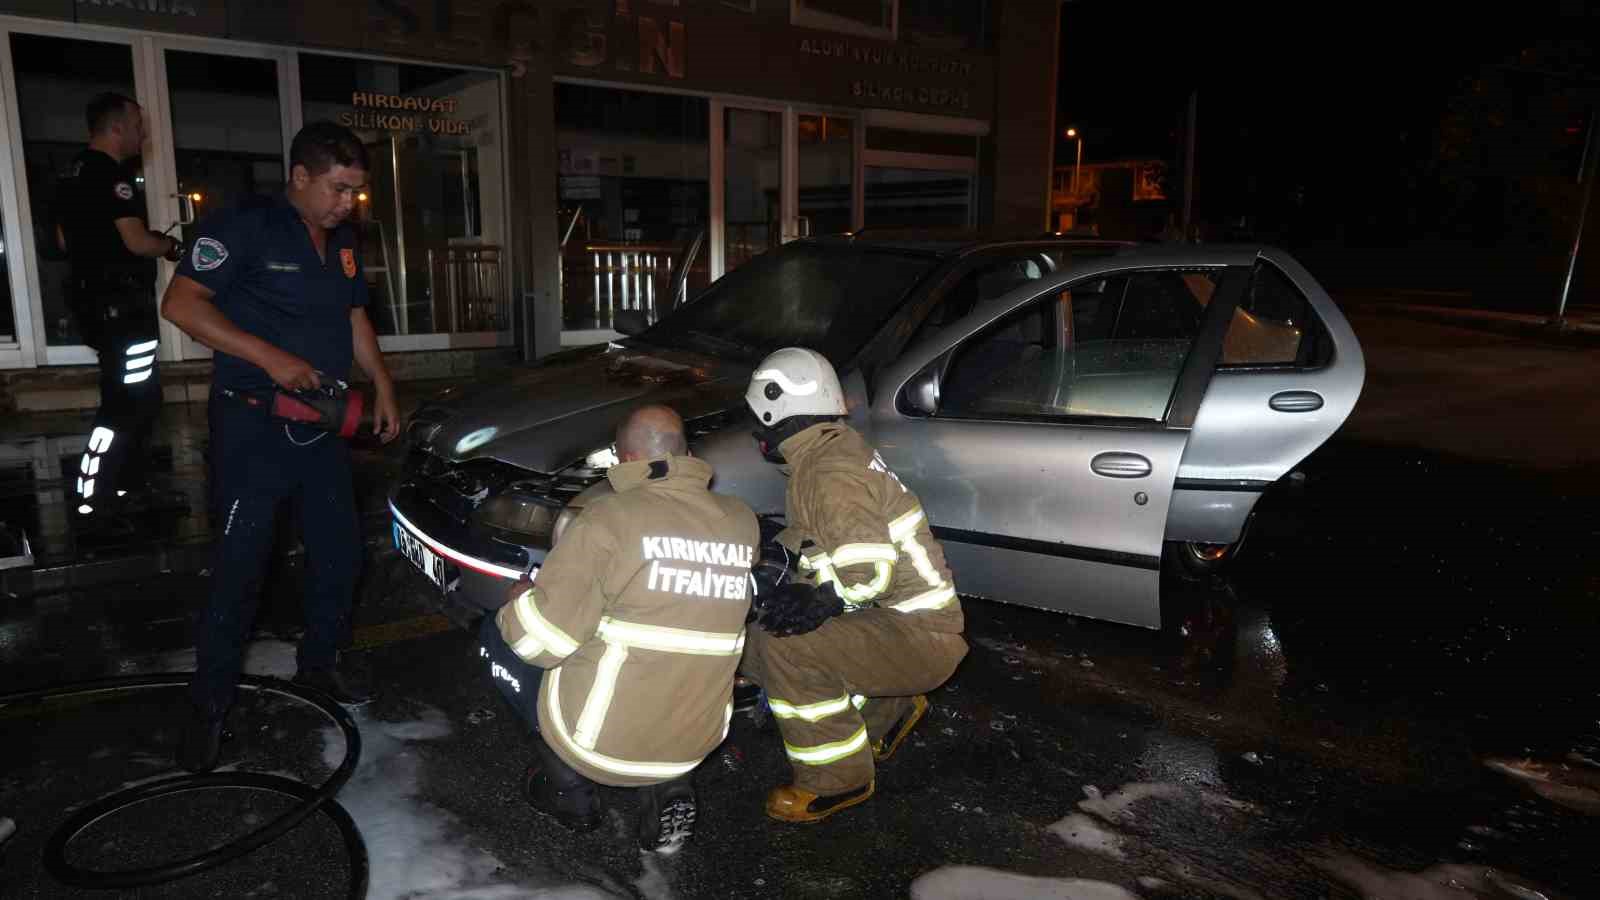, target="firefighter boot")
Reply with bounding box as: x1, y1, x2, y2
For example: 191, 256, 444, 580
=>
636, 773, 697, 852
523, 738, 603, 832
872, 694, 930, 762
764, 781, 875, 824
